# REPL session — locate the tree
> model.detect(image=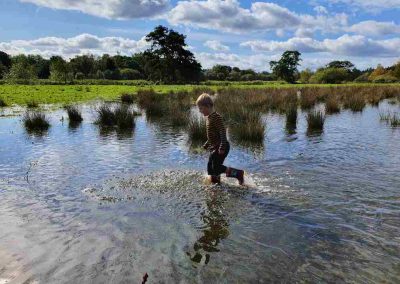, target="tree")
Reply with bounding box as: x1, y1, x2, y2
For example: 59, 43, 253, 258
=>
143, 25, 202, 83
325, 61, 354, 71
368, 64, 386, 81
70, 55, 95, 78
4, 55, 37, 82
0, 51, 11, 70
309, 67, 348, 84
299, 68, 313, 83
270, 51, 302, 83
393, 61, 400, 79
50, 56, 71, 83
